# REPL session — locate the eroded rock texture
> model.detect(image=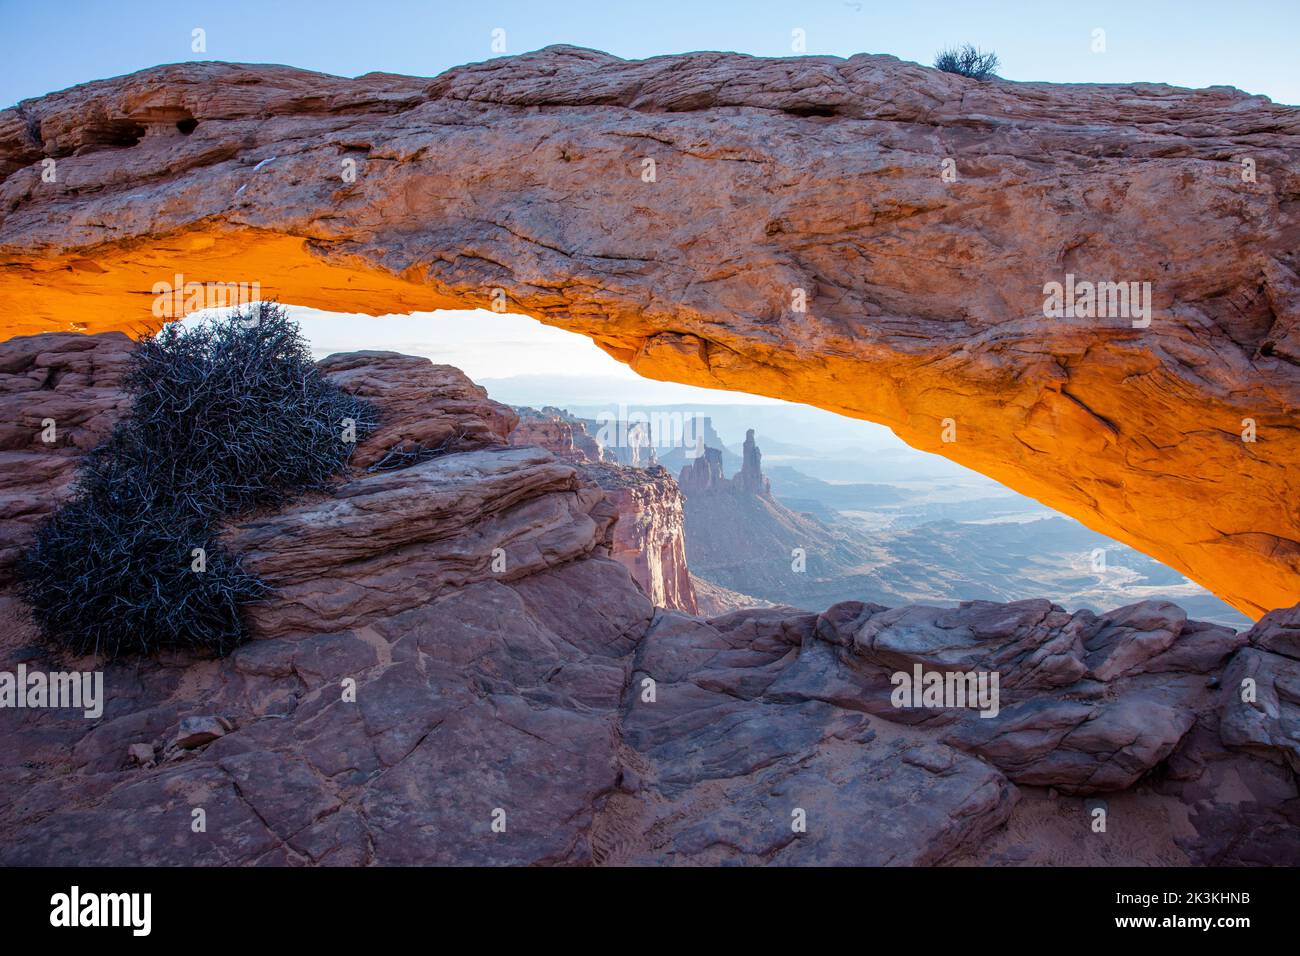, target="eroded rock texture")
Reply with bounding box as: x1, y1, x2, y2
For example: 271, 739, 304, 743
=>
509, 406, 697, 613
509, 406, 606, 465
0, 338, 1297, 866
0, 332, 133, 574
0, 48, 1297, 617
584, 463, 697, 615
